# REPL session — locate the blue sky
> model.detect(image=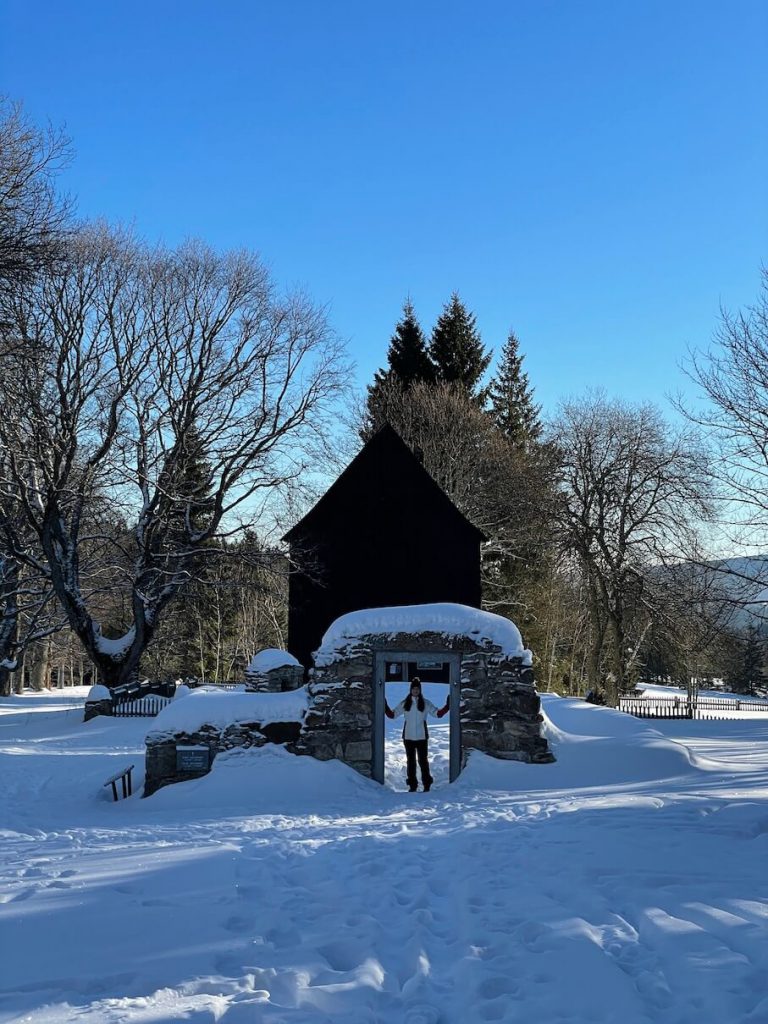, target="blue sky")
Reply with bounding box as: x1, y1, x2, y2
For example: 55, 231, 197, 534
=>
1, 0, 766, 415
